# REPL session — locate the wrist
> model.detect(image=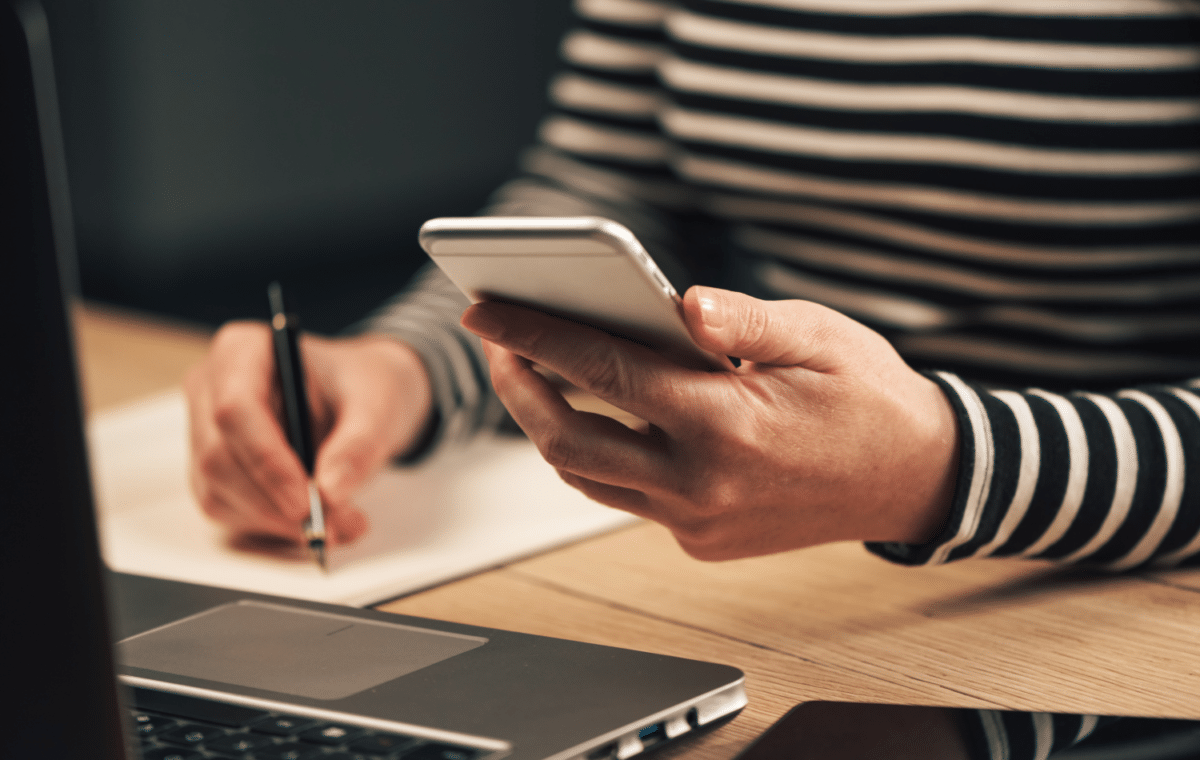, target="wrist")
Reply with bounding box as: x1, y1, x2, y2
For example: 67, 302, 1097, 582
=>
356, 334, 436, 460
890, 373, 961, 545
